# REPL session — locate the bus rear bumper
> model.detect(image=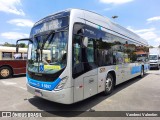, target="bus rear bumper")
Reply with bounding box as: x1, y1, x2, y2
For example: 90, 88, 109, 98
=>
27, 84, 74, 104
